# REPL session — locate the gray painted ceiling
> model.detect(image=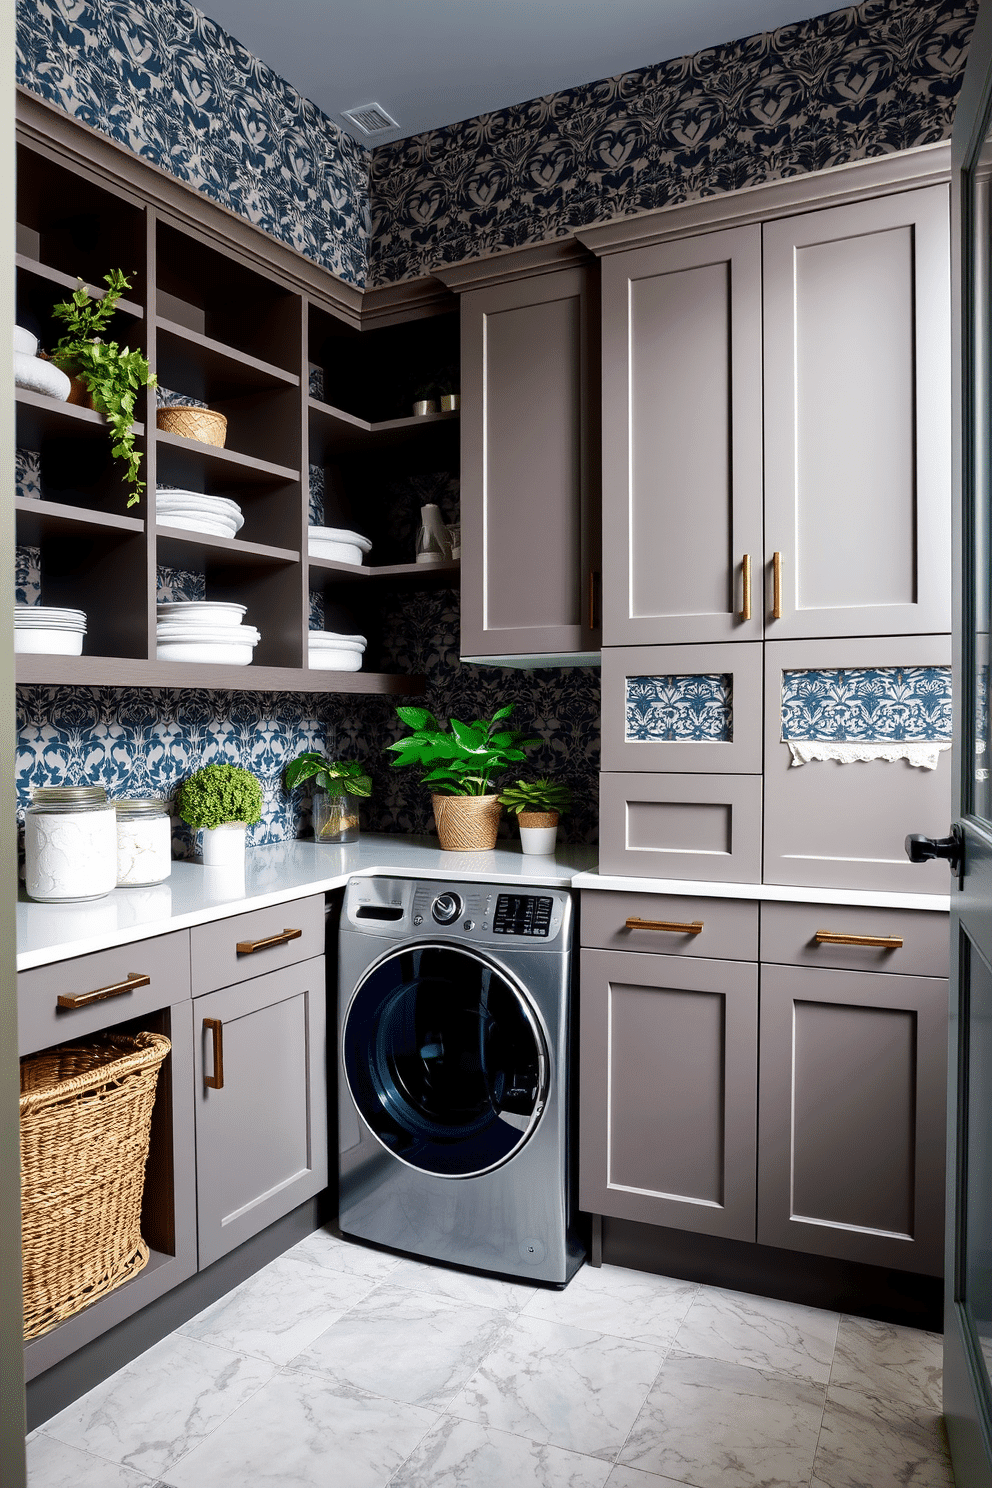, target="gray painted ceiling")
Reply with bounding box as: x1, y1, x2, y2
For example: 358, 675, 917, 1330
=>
200, 0, 833, 144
